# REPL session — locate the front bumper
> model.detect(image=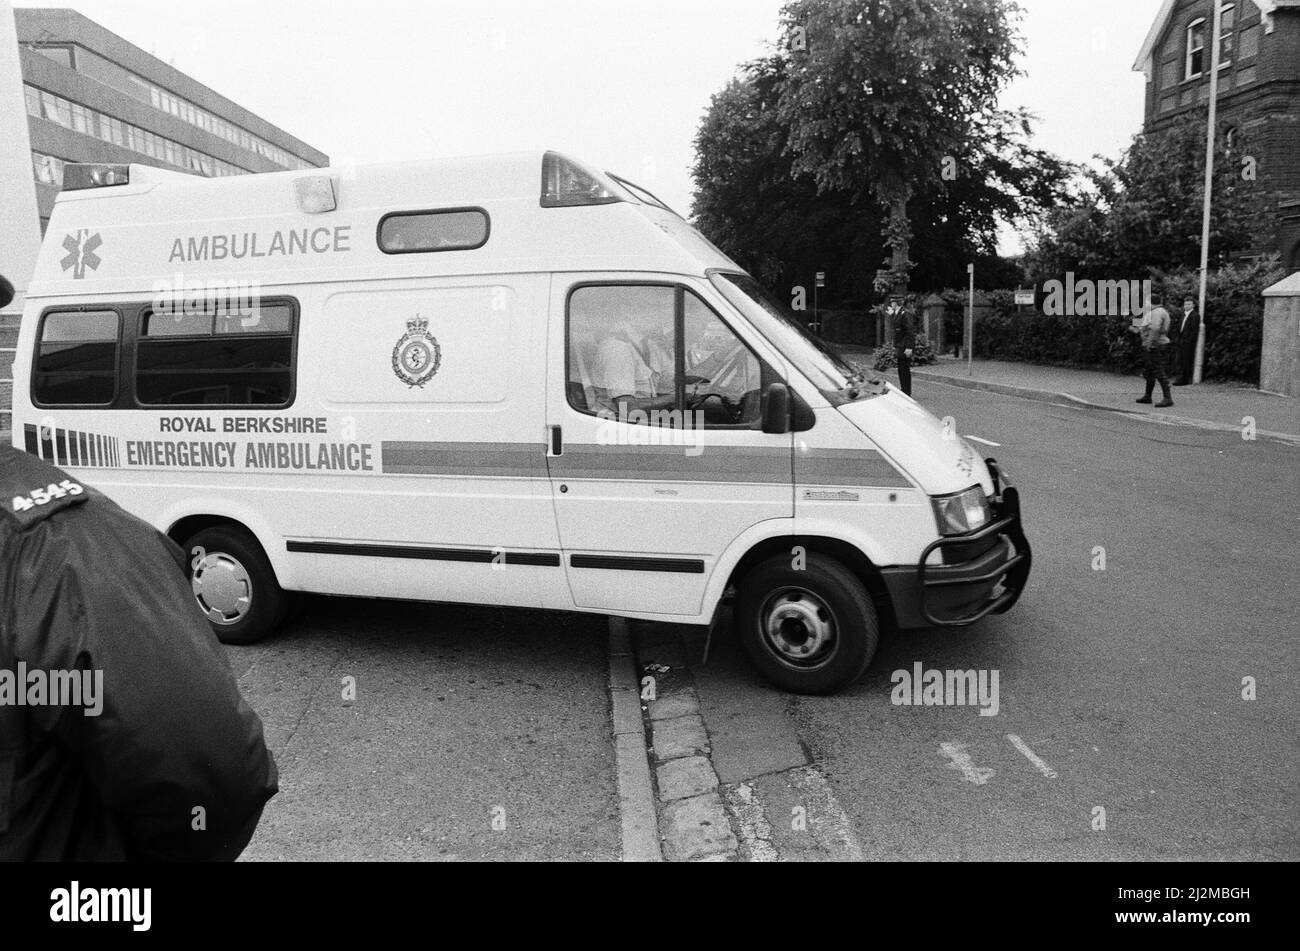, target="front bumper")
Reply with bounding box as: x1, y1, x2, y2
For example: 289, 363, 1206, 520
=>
880, 458, 1032, 629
